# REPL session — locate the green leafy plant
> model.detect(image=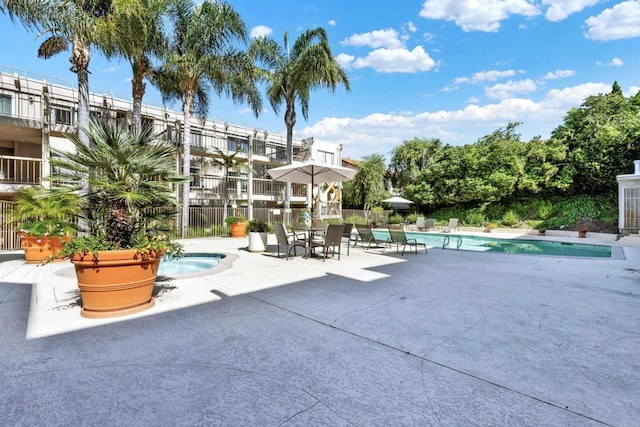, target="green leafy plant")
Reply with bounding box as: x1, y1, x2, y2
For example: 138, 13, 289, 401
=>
12, 187, 79, 237
247, 219, 273, 233
534, 199, 554, 220
465, 210, 486, 226
501, 210, 520, 227
388, 213, 405, 224
225, 212, 247, 224
48, 119, 189, 259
